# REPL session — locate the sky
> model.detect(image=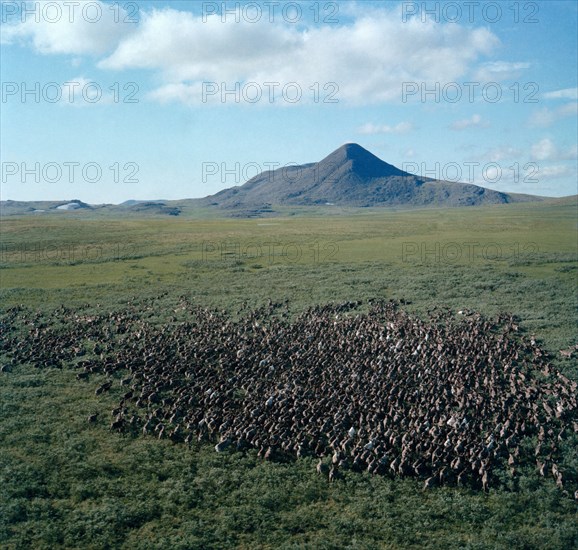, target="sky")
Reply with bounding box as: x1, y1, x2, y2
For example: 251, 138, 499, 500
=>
1, 0, 577, 203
